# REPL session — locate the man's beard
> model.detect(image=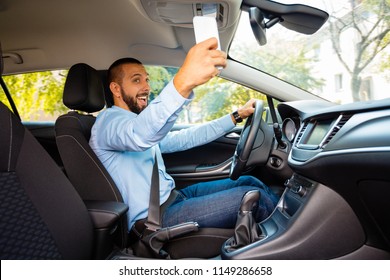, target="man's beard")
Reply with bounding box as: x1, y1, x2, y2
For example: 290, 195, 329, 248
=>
121, 88, 148, 114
